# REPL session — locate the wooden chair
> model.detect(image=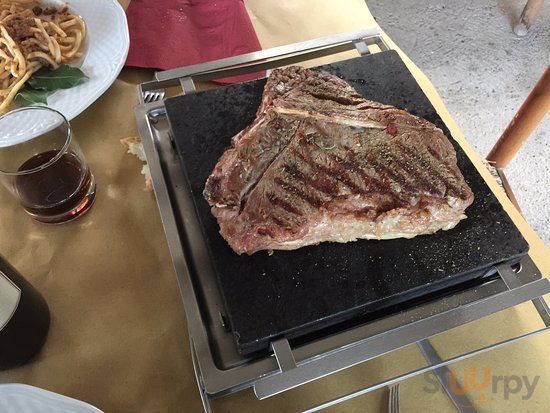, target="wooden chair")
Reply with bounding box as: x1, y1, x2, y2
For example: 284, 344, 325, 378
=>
485, 65, 550, 211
